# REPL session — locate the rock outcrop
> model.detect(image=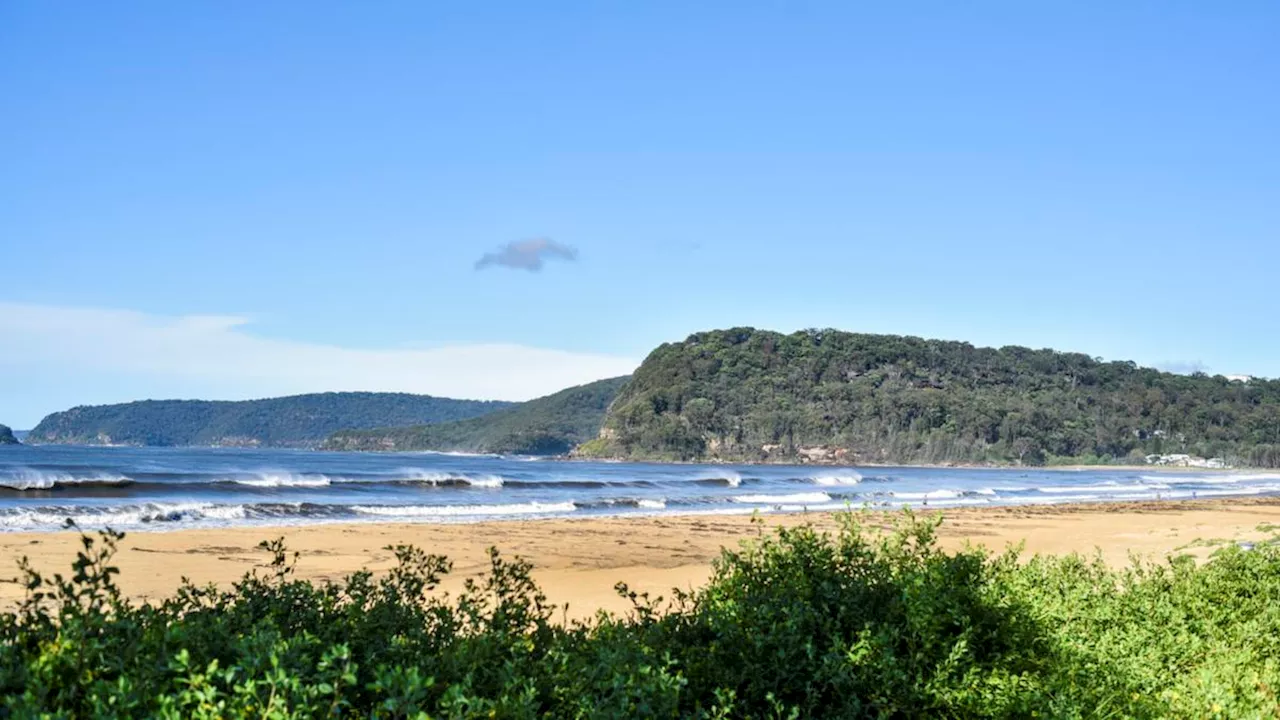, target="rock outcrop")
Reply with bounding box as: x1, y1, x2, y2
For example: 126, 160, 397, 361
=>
0, 424, 19, 445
